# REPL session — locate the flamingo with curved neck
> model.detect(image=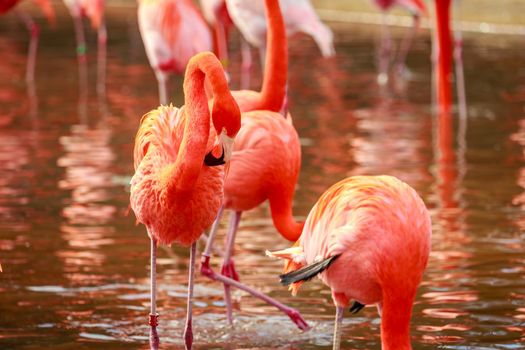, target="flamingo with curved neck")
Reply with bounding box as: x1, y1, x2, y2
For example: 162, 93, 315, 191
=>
269, 176, 431, 350
130, 52, 240, 350
200, 0, 308, 331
